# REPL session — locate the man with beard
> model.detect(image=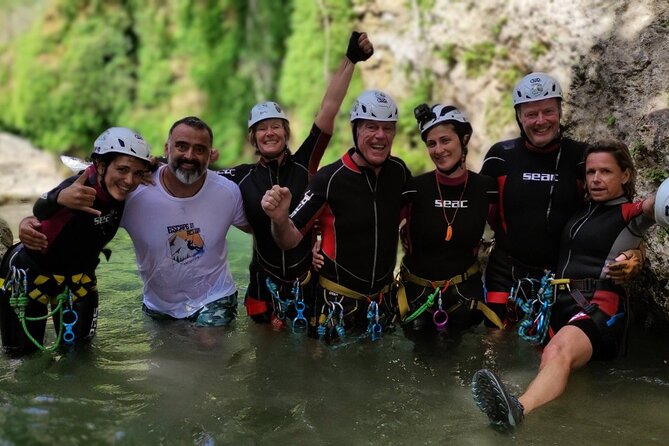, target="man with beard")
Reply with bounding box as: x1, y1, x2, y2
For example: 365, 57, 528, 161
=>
121, 116, 251, 325
19, 116, 251, 327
